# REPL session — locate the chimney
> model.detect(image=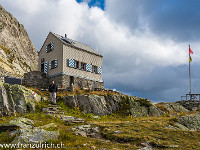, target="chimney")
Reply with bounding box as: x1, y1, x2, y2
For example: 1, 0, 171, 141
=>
65, 34, 67, 38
